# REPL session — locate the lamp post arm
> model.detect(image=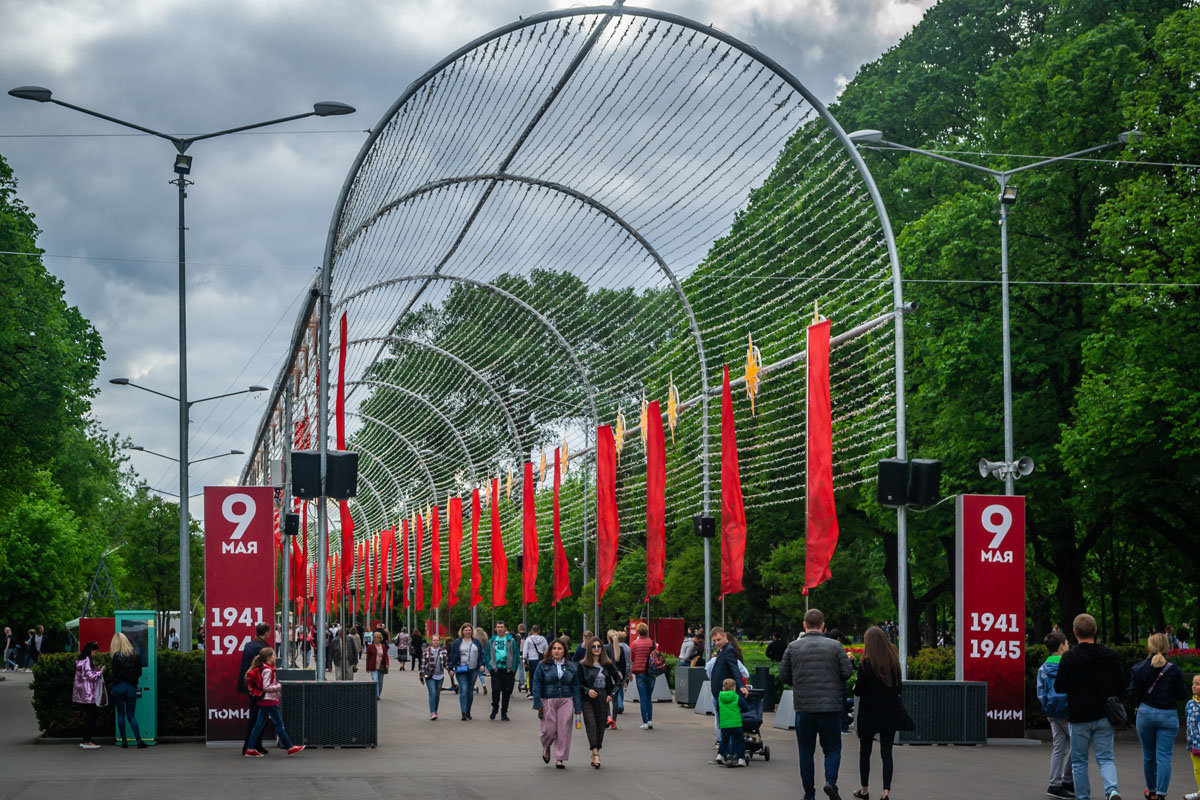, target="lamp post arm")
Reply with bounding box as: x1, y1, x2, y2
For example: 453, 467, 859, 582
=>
124, 382, 180, 402
1003, 140, 1122, 177
131, 447, 180, 463
878, 139, 1002, 177
188, 388, 261, 406
188, 452, 237, 466
182, 112, 317, 147
47, 98, 181, 147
